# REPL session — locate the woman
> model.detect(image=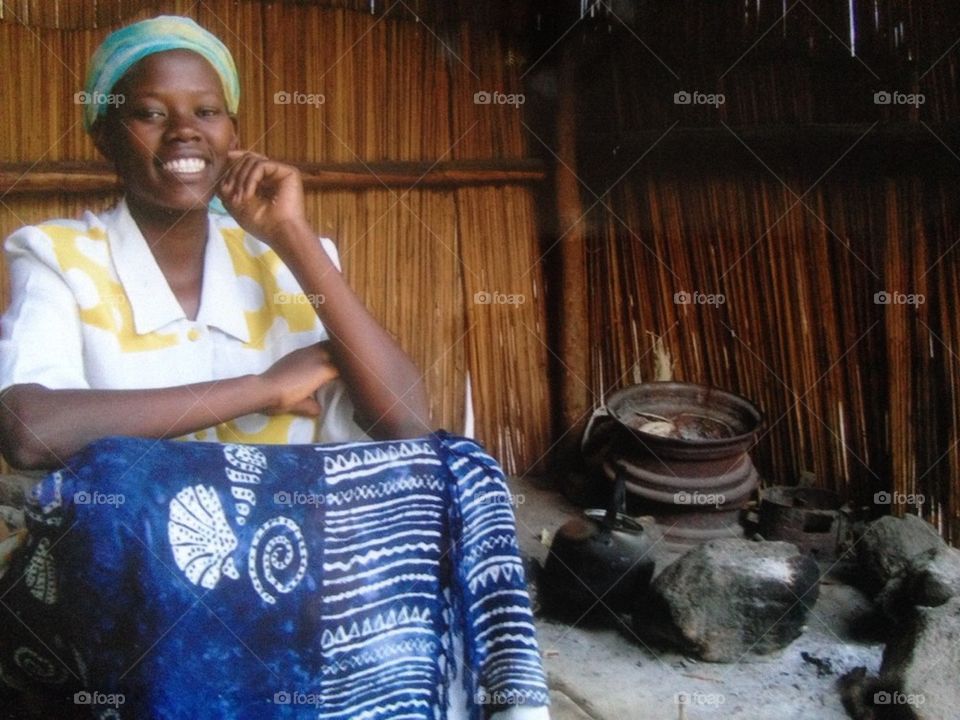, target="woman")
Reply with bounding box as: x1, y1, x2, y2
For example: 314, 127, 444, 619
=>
0, 16, 430, 470
0, 16, 548, 720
